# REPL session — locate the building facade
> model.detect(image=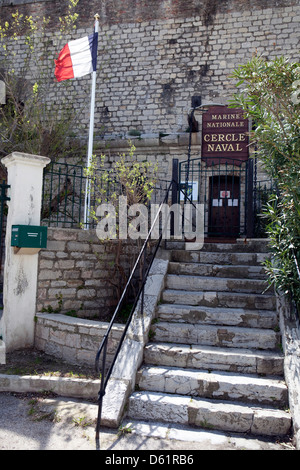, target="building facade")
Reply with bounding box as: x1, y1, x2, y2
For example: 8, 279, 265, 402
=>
0, 0, 299, 238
